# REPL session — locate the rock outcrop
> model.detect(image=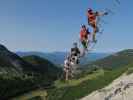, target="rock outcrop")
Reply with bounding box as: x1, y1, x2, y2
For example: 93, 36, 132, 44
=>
81, 73, 133, 100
